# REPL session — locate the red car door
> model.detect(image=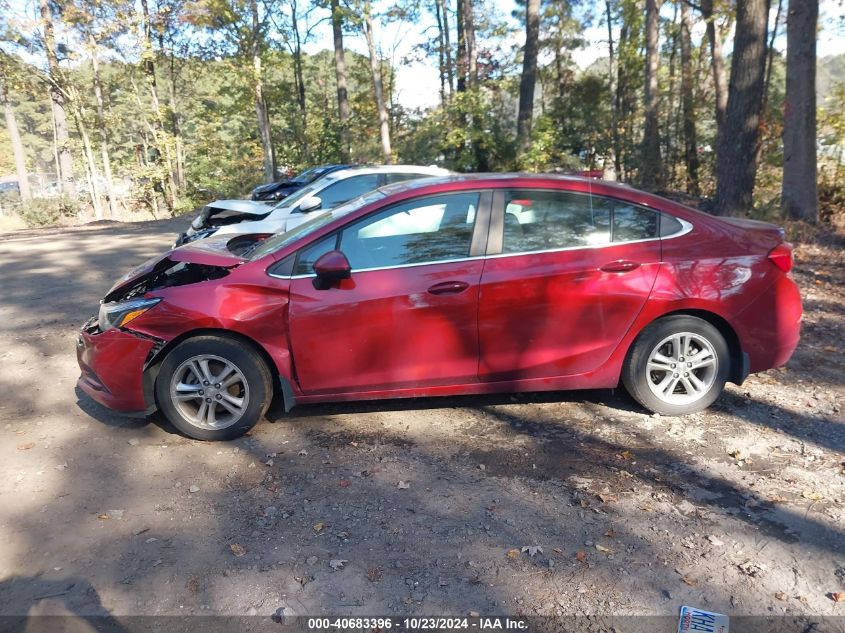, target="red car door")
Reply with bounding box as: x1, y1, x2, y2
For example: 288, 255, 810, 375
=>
477, 189, 662, 382
288, 191, 489, 395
